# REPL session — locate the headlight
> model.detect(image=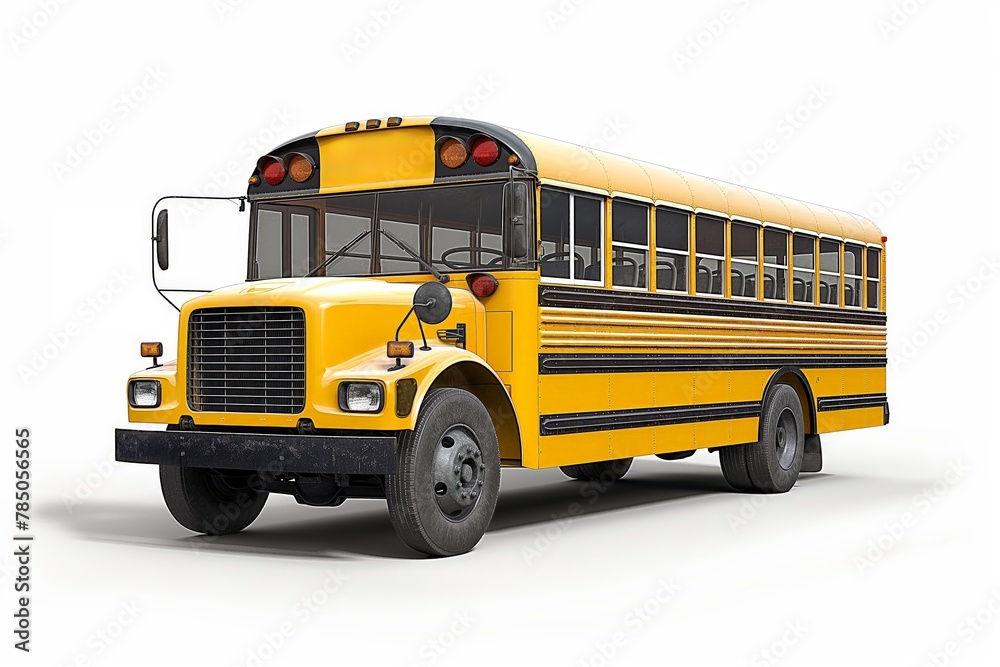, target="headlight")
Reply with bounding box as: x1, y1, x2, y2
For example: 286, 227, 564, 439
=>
339, 382, 383, 413
129, 380, 161, 408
